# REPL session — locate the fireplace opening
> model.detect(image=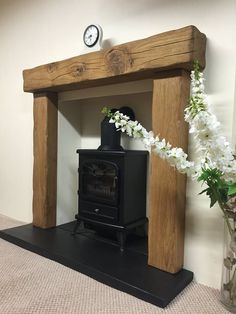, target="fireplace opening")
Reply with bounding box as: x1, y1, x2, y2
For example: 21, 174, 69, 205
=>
73, 107, 148, 250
